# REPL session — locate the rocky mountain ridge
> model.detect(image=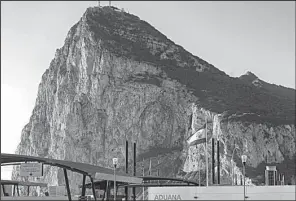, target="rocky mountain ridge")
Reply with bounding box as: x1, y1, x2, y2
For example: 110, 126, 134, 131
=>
239, 71, 295, 101
12, 6, 295, 195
